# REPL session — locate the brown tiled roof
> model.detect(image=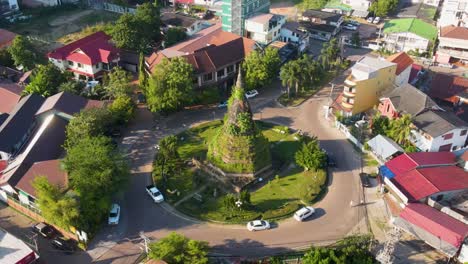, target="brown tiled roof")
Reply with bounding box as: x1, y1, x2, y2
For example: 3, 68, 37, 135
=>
247, 13, 274, 24
0, 29, 16, 49
440, 26, 468, 40
36, 91, 105, 117
430, 74, 468, 104
146, 24, 256, 74
386, 52, 414, 75
16, 159, 68, 198
0, 81, 24, 114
